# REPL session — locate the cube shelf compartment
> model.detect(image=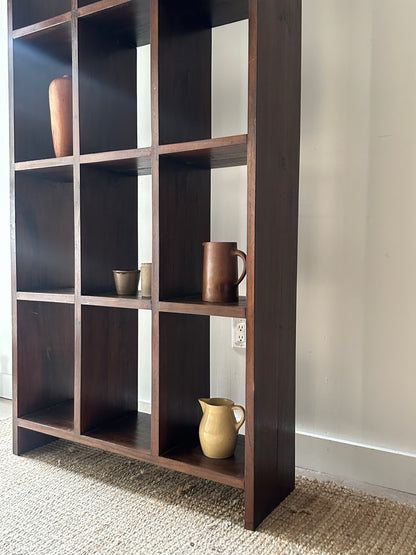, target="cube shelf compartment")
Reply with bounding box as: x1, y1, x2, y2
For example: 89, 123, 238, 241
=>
78, 1, 151, 155
9, 0, 301, 530
13, 22, 72, 162
16, 302, 75, 432
15, 168, 74, 294
80, 305, 151, 455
